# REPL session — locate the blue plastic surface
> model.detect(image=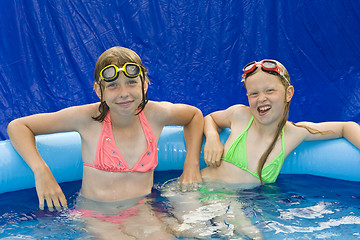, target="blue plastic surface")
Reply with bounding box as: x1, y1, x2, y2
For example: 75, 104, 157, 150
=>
1, 127, 359, 194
